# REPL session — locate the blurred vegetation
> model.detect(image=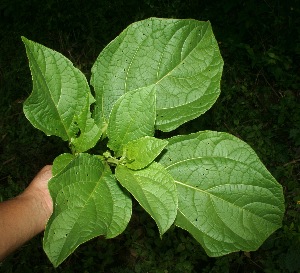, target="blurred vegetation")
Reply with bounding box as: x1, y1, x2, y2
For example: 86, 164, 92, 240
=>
0, 0, 299, 272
